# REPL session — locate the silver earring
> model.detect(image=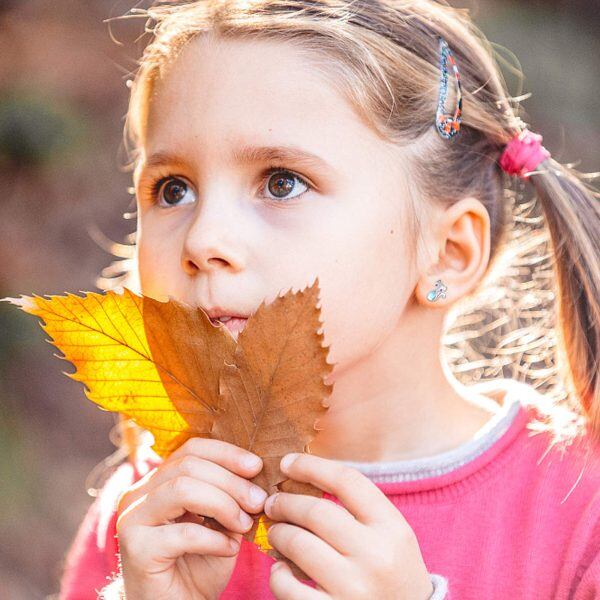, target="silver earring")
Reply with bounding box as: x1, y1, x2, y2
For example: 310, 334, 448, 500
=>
427, 279, 447, 302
